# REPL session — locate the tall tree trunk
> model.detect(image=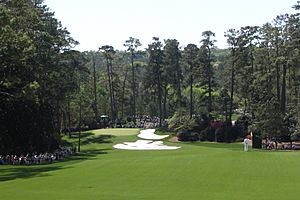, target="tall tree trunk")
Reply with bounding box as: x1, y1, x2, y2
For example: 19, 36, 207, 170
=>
276, 45, 281, 103
208, 46, 212, 113
281, 63, 287, 113
243, 99, 247, 115
163, 83, 168, 122
106, 58, 114, 125
121, 69, 128, 120
250, 44, 255, 114
67, 98, 71, 138
78, 90, 82, 152
229, 49, 235, 122
176, 59, 182, 109
62, 107, 67, 134
110, 59, 117, 124
189, 72, 193, 118
92, 53, 98, 123
158, 68, 162, 127
267, 51, 272, 83
224, 97, 229, 121
293, 67, 298, 106
56, 99, 61, 134
288, 65, 291, 91
131, 51, 136, 124
251, 44, 254, 75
